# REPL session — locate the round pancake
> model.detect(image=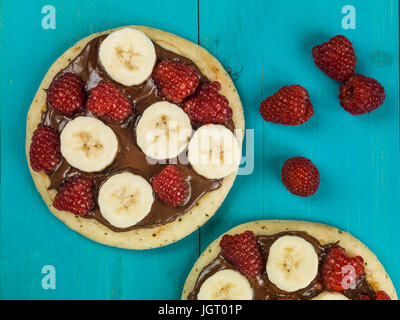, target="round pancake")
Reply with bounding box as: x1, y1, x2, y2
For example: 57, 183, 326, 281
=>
26, 26, 245, 250
182, 220, 397, 299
